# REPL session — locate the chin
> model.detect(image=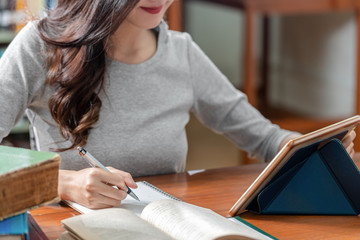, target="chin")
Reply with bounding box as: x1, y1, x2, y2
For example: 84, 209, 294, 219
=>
136, 19, 164, 30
